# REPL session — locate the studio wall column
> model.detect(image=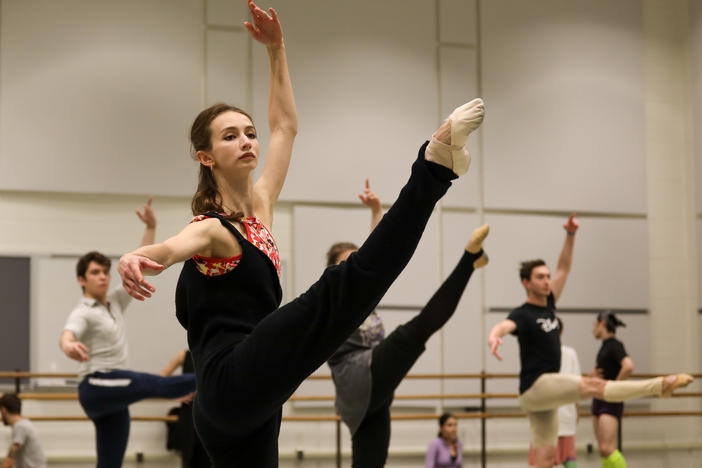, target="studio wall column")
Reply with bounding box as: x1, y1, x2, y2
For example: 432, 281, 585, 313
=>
643, 0, 699, 432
